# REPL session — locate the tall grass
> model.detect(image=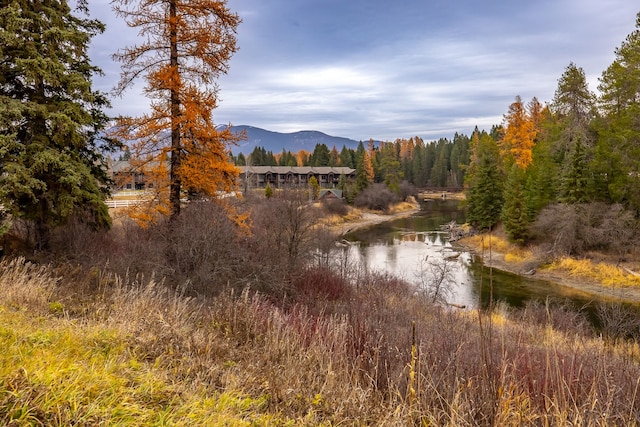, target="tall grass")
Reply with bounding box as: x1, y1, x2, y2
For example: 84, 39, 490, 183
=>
548, 257, 640, 287
1, 256, 640, 425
